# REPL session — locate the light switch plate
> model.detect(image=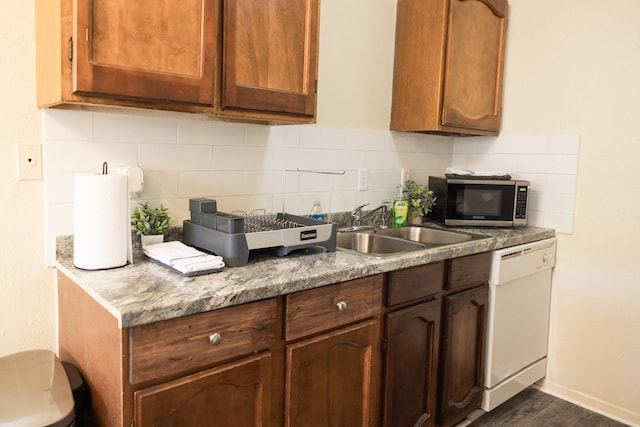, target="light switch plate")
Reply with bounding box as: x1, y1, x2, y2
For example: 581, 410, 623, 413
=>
358, 168, 368, 191
16, 144, 42, 180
